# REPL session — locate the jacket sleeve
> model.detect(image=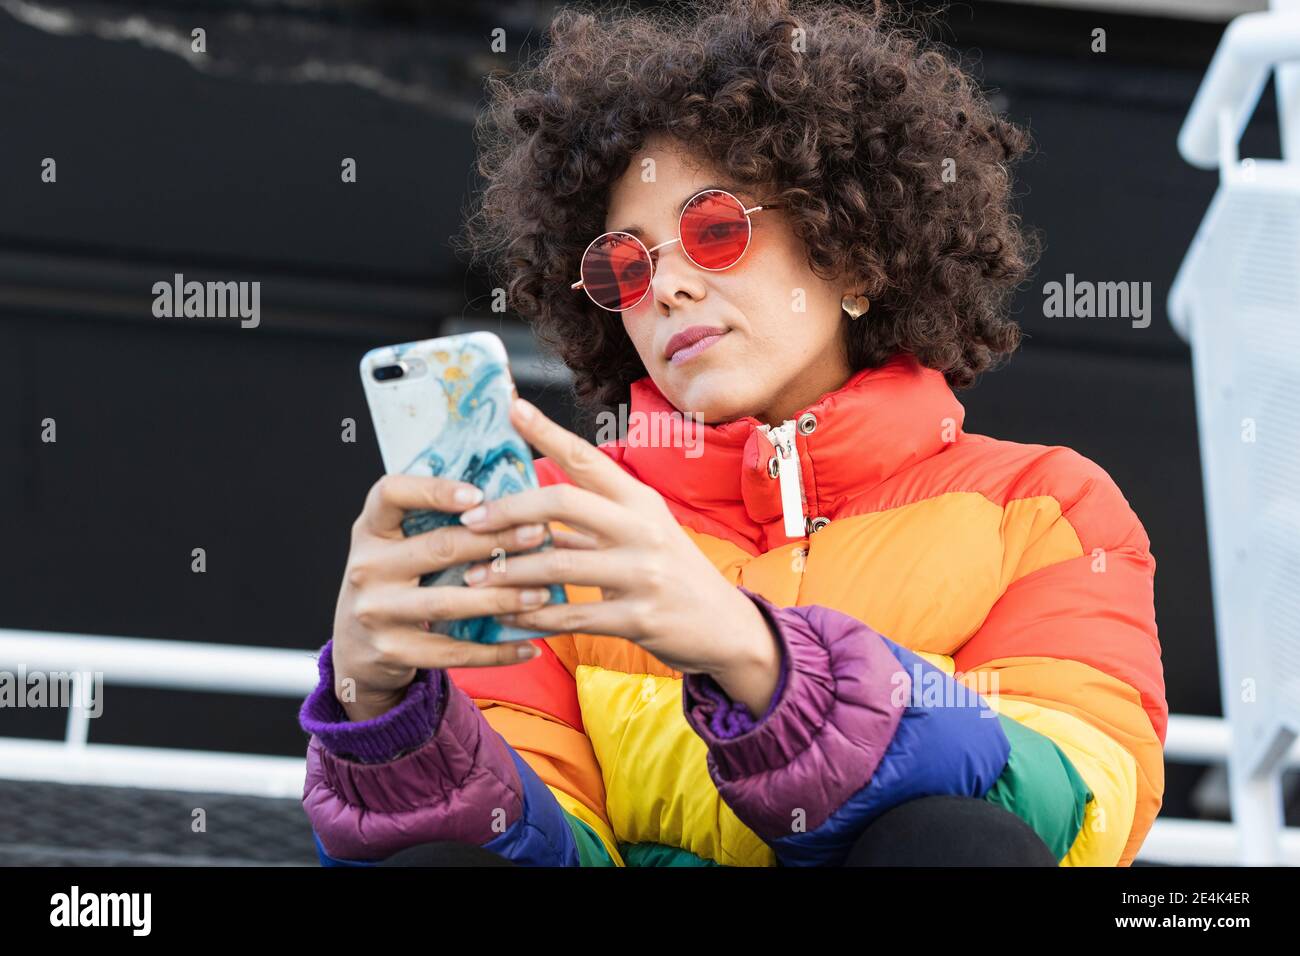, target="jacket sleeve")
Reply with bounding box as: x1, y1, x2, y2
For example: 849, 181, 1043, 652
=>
682, 588, 1015, 867
299, 638, 621, 866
